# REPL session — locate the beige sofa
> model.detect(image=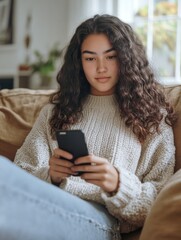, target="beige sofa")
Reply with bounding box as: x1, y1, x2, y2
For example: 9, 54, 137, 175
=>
0, 86, 181, 240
